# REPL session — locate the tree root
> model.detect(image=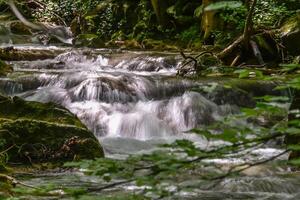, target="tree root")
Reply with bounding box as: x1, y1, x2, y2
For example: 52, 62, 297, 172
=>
177, 51, 222, 76
0, 173, 38, 189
